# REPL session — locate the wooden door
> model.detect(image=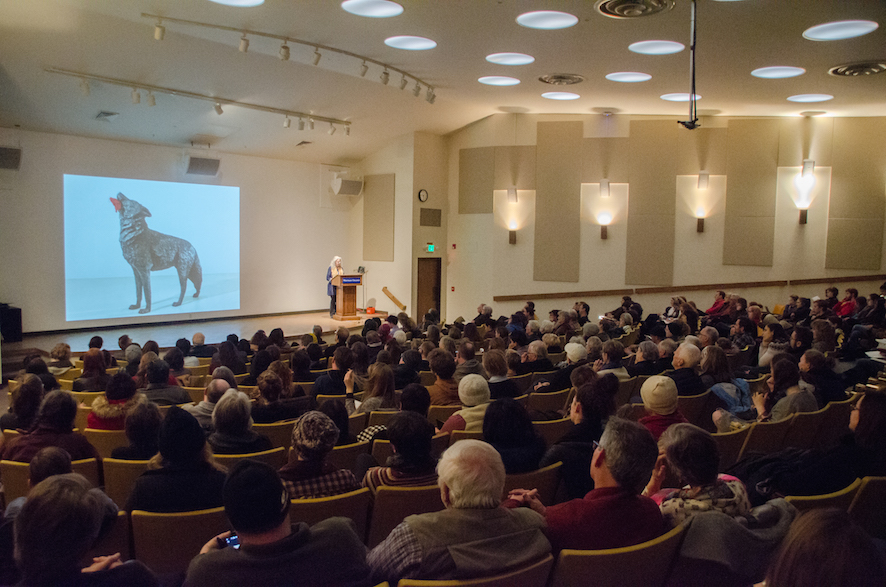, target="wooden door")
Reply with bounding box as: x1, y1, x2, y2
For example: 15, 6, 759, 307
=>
416, 258, 441, 321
